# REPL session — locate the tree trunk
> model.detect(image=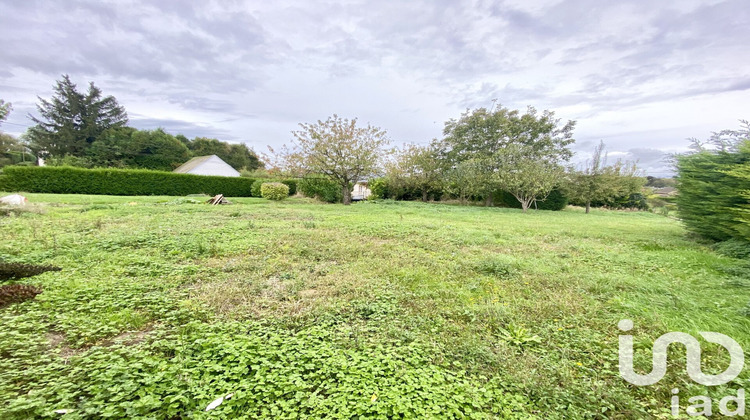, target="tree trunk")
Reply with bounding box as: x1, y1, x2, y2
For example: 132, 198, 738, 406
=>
484, 194, 493, 207
521, 201, 529, 213
585, 201, 591, 214
342, 185, 352, 205
421, 190, 428, 202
